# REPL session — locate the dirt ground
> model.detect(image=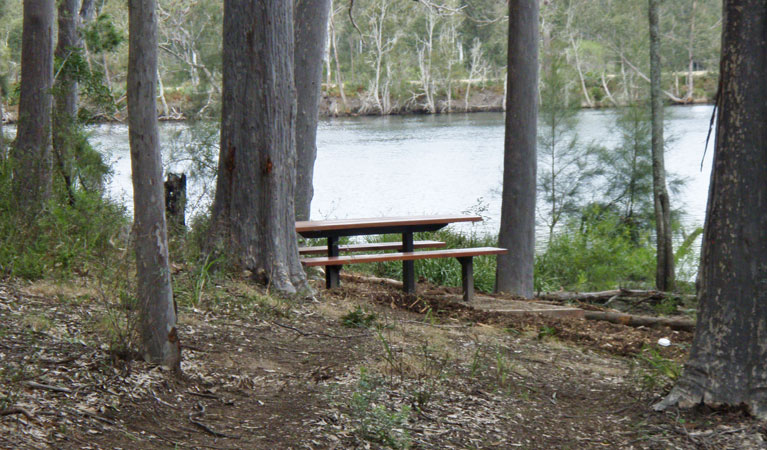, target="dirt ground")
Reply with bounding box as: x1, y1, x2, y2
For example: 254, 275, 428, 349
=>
1, 275, 765, 449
